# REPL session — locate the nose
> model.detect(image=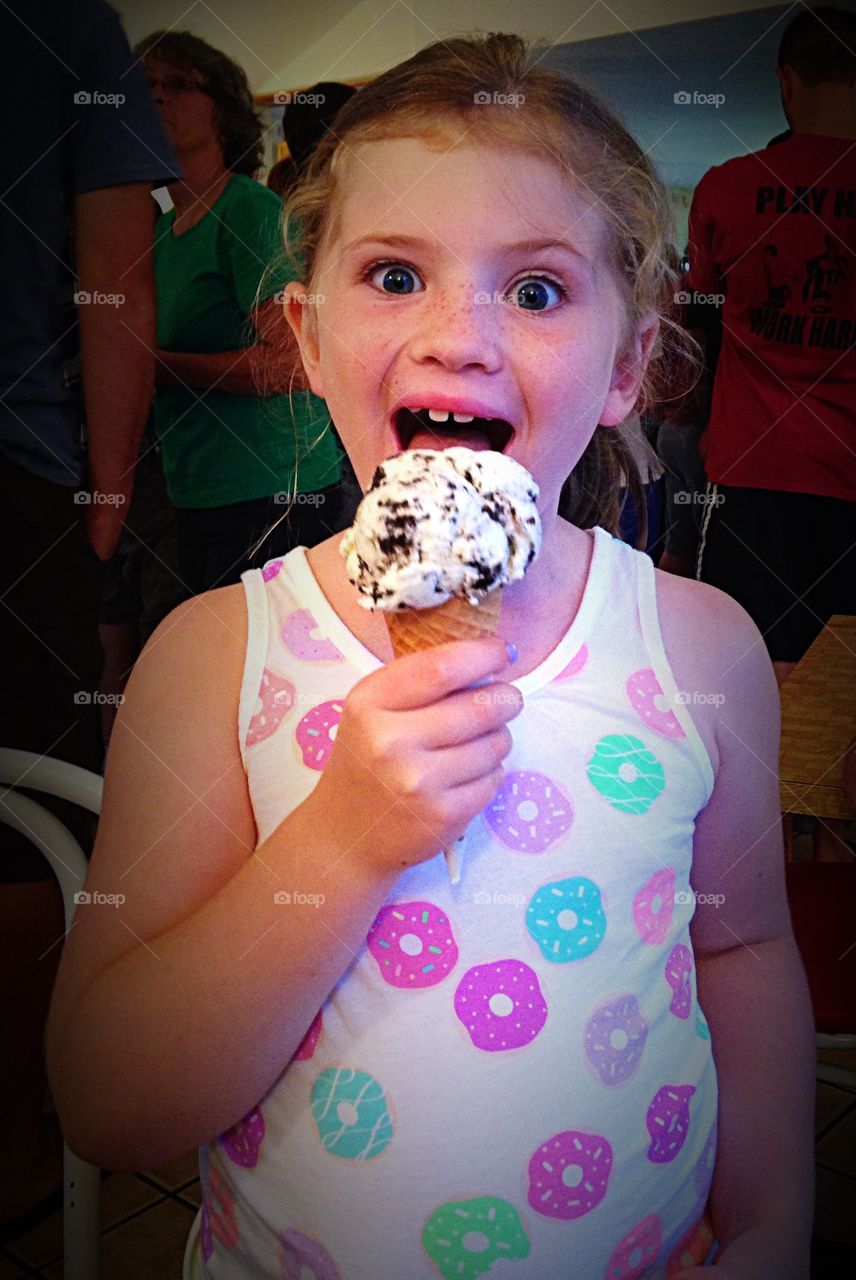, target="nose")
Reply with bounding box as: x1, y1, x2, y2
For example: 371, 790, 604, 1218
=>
406, 283, 503, 374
